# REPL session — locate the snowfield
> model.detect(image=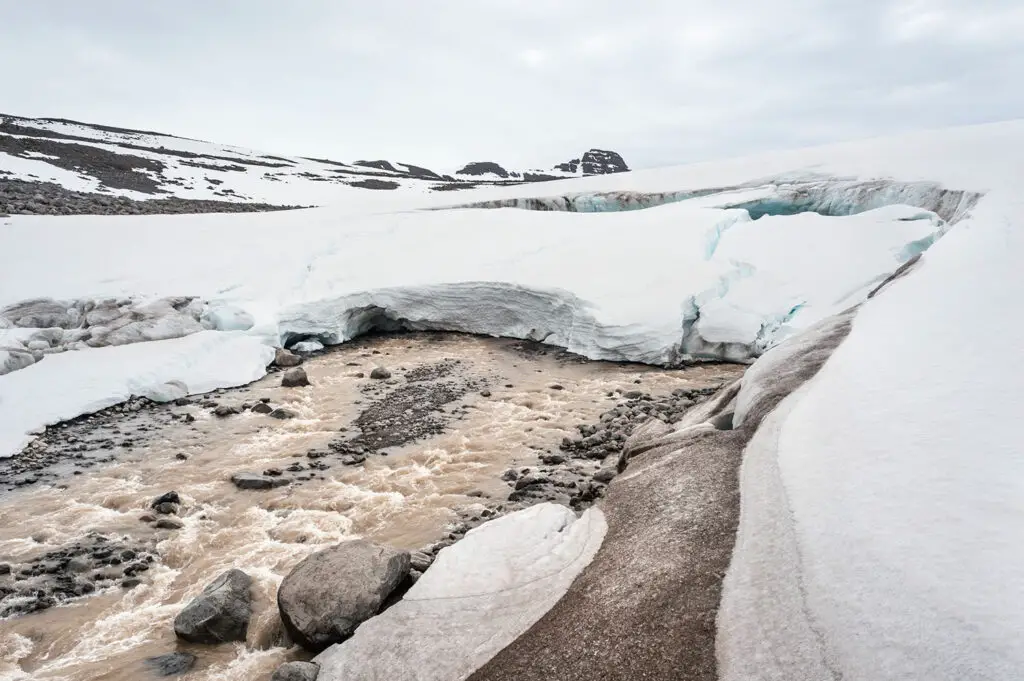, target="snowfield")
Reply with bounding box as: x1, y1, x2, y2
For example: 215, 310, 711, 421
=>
1, 121, 1021, 457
